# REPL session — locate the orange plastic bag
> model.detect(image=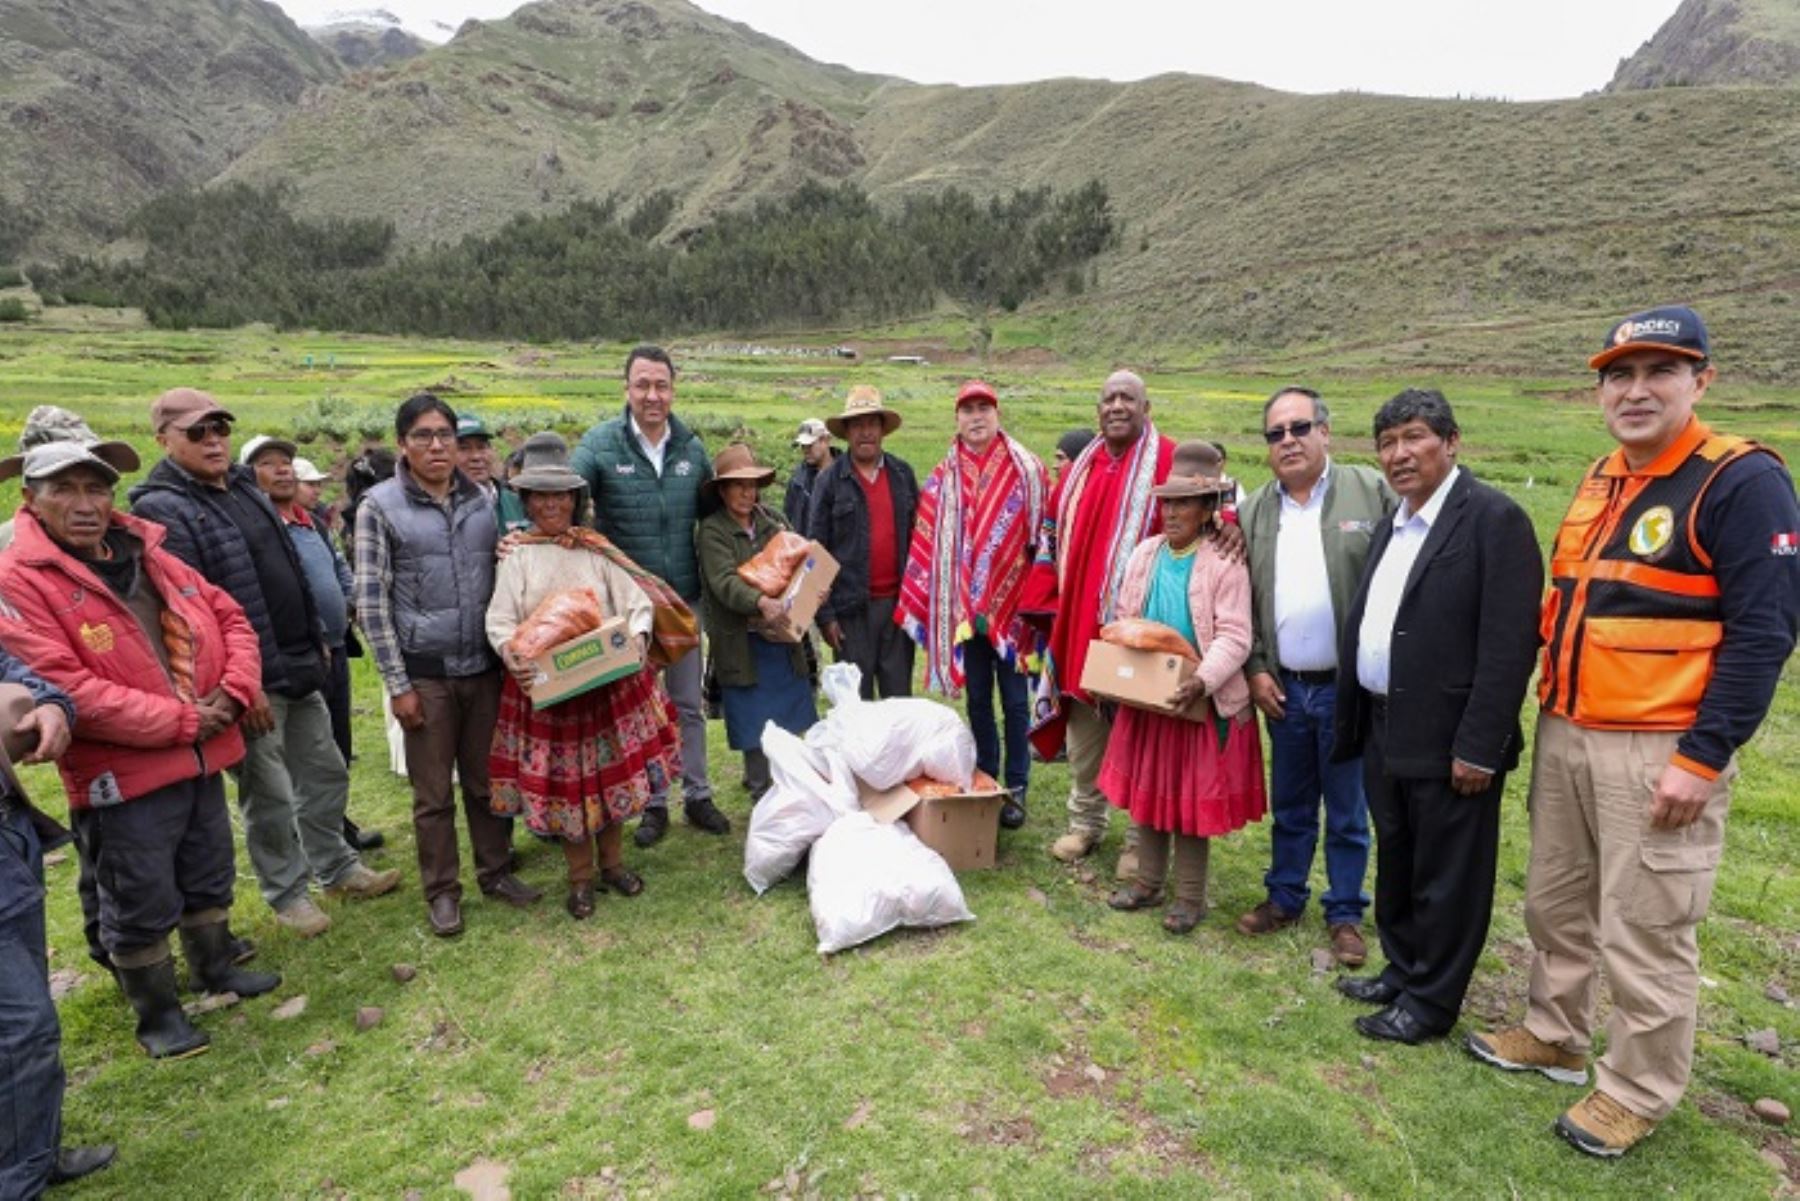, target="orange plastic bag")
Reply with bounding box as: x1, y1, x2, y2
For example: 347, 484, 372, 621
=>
508, 588, 605, 660
907, 770, 1002, 799
737, 531, 812, 596
1100, 618, 1198, 662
